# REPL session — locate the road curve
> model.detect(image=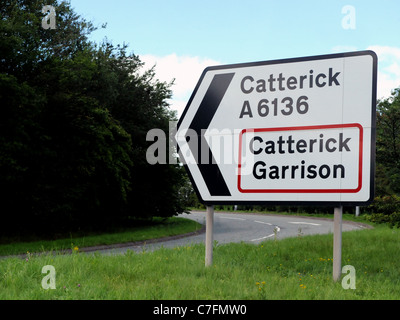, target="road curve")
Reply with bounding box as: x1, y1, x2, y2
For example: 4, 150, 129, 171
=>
95, 211, 370, 255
